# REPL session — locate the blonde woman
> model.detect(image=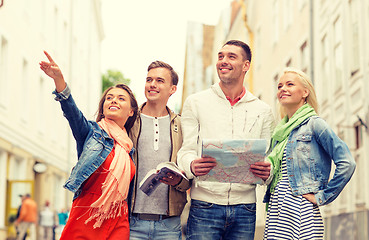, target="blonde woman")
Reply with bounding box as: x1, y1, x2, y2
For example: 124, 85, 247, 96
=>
263, 68, 356, 239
